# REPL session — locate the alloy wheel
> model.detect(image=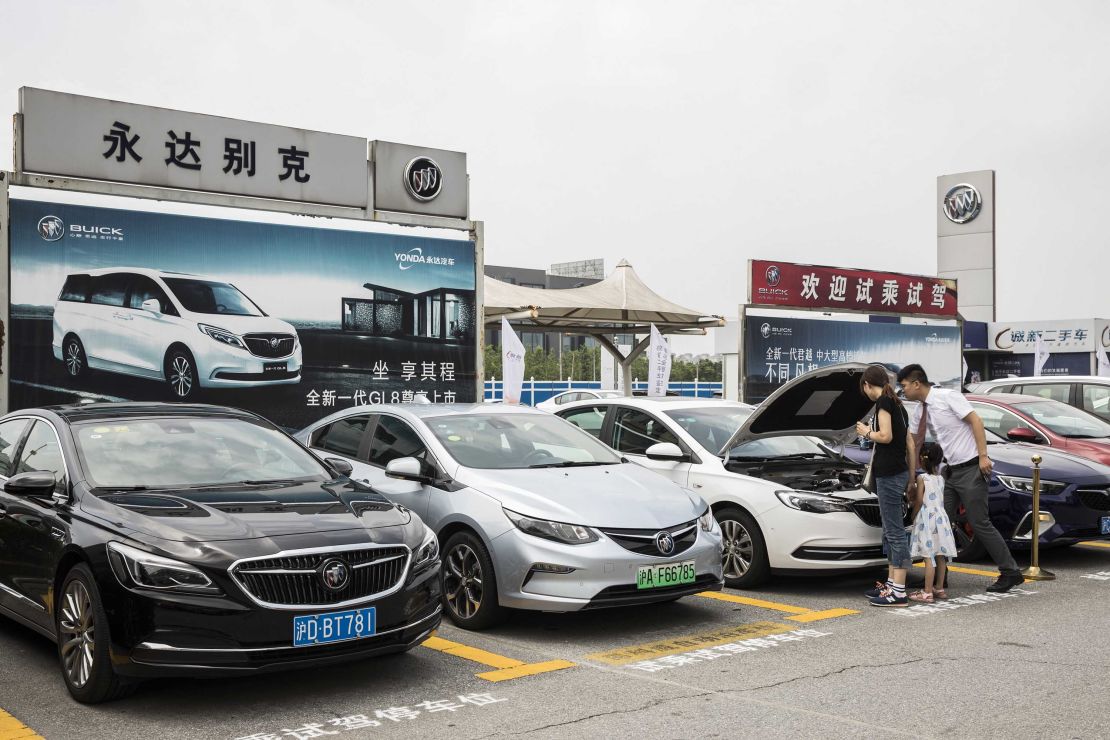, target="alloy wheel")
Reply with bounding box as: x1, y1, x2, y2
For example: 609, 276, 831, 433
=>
58, 580, 95, 689
444, 543, 483, 620
170, 356, 193, 398
65, 341, 83, 376
721, 518, 754, 579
